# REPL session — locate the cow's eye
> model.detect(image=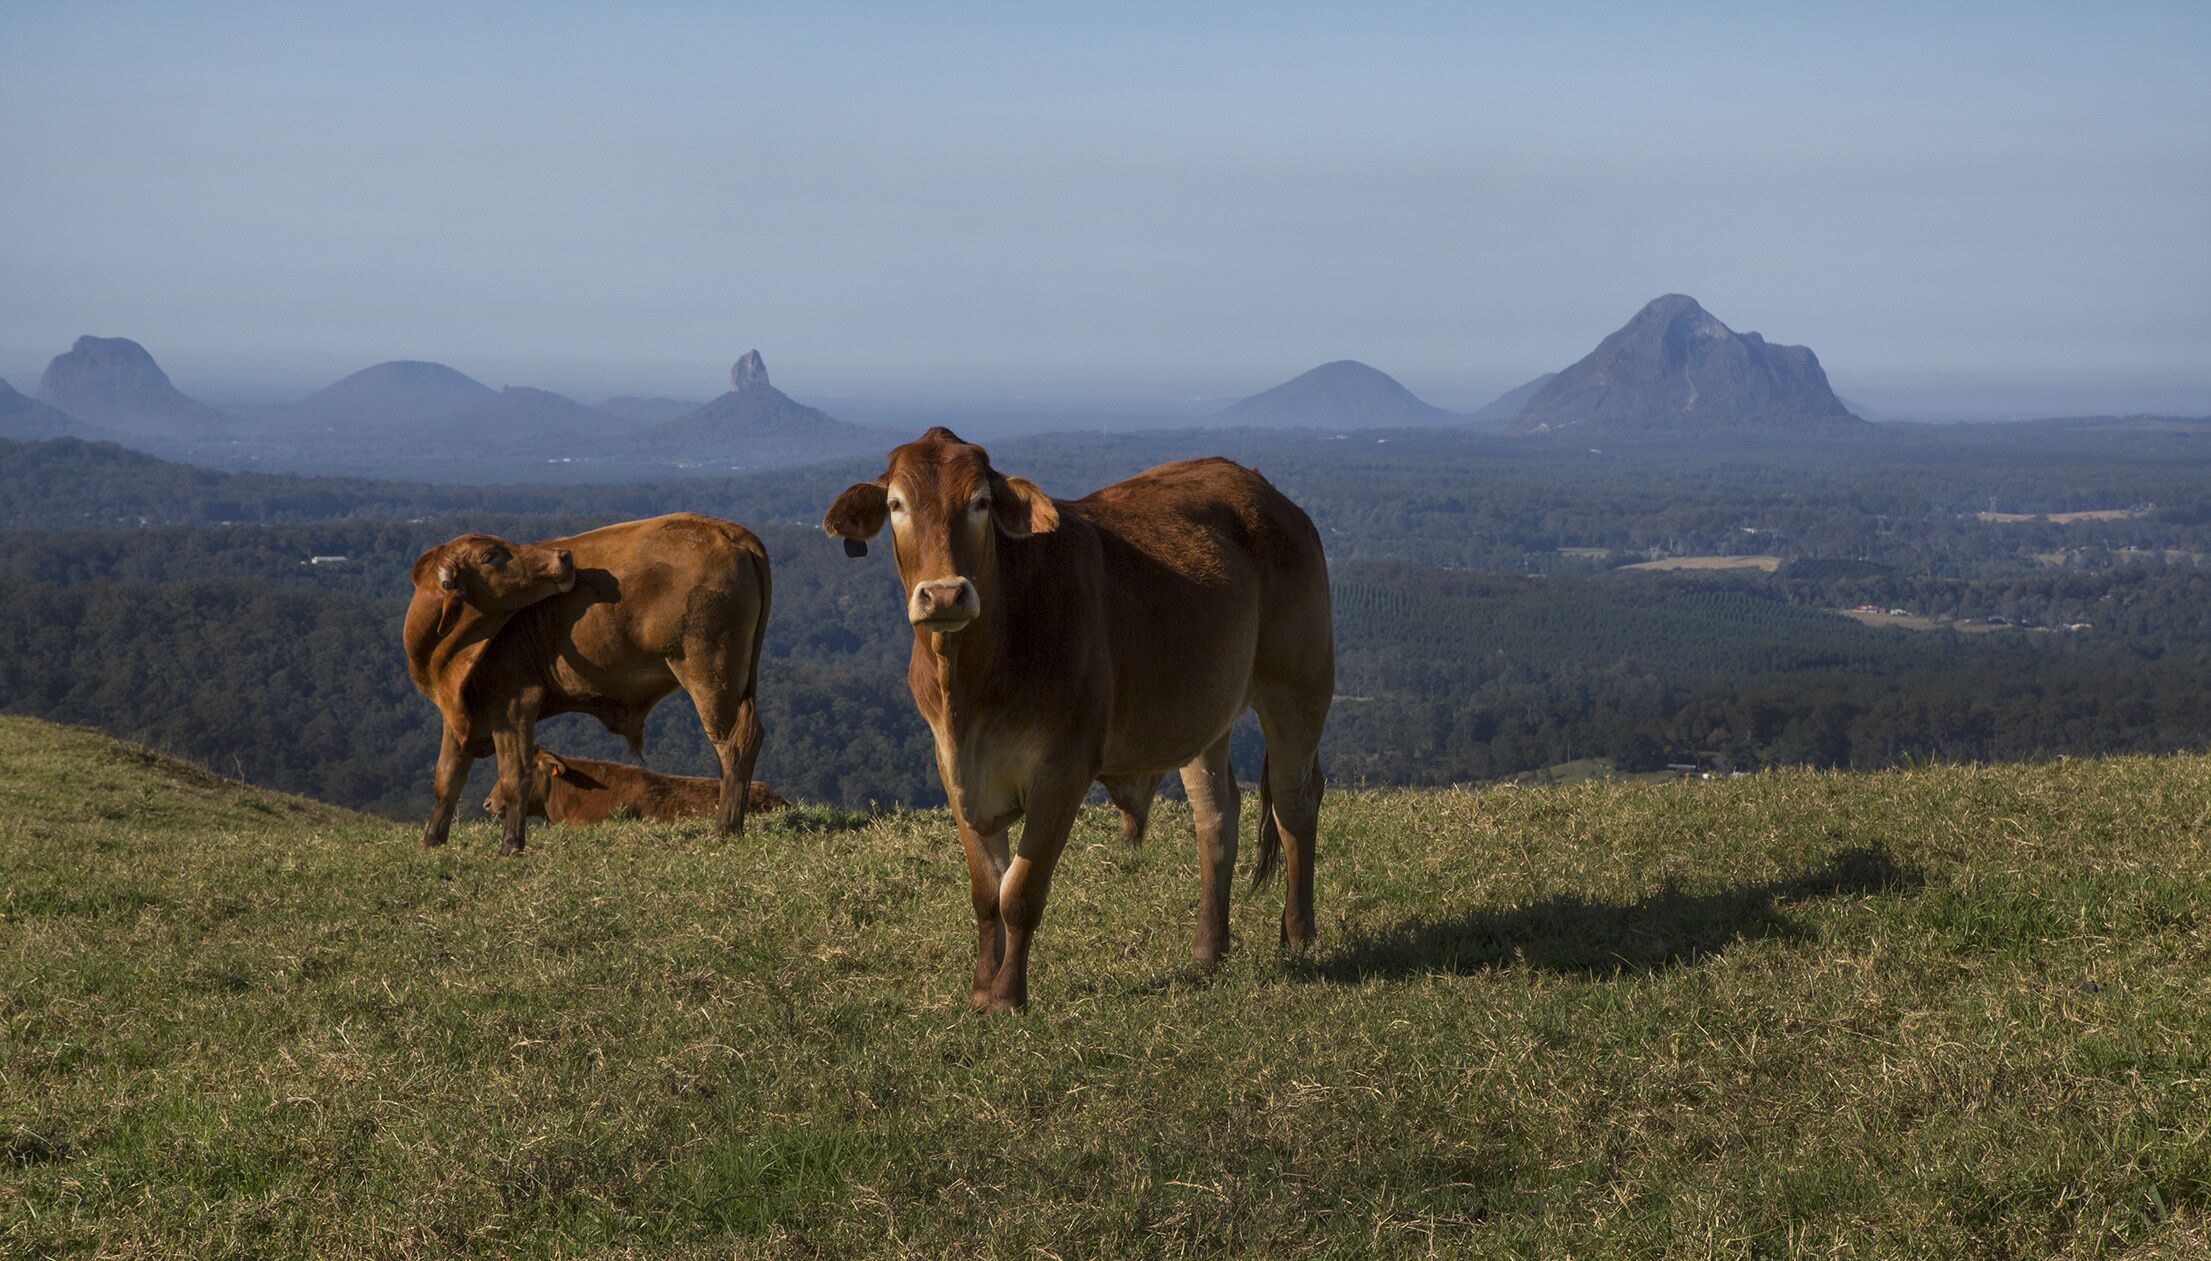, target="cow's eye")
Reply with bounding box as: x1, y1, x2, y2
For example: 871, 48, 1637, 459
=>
971, 496, 990, 514
887, 497, 904, 513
